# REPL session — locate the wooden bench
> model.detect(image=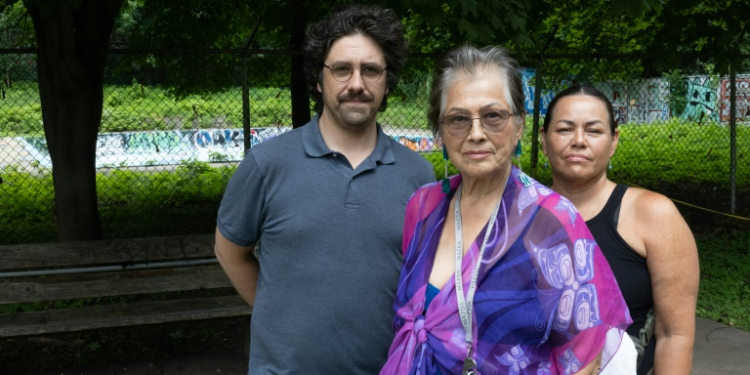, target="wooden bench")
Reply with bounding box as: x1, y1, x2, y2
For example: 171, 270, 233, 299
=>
0, 234, 252, 338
